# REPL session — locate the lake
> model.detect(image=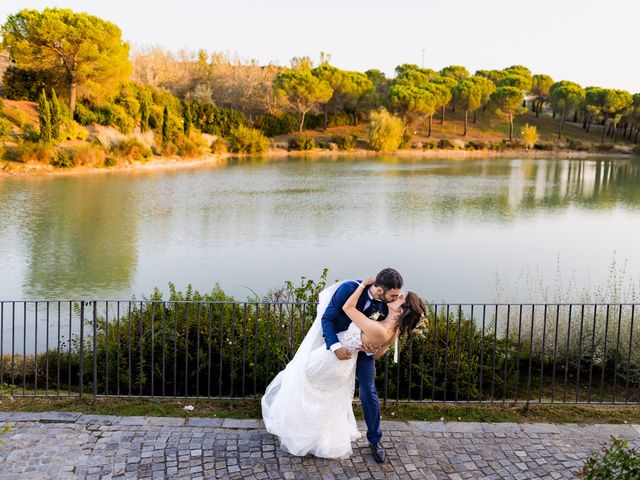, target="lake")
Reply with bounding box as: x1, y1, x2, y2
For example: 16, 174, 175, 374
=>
1, 155, 640, 303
